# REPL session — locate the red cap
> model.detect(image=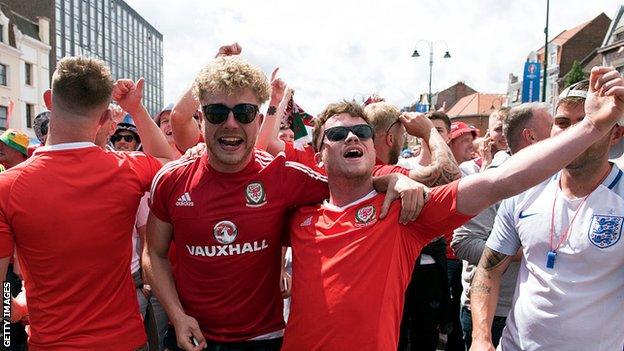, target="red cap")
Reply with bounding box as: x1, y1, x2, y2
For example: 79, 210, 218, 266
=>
450, 121, 479, 140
